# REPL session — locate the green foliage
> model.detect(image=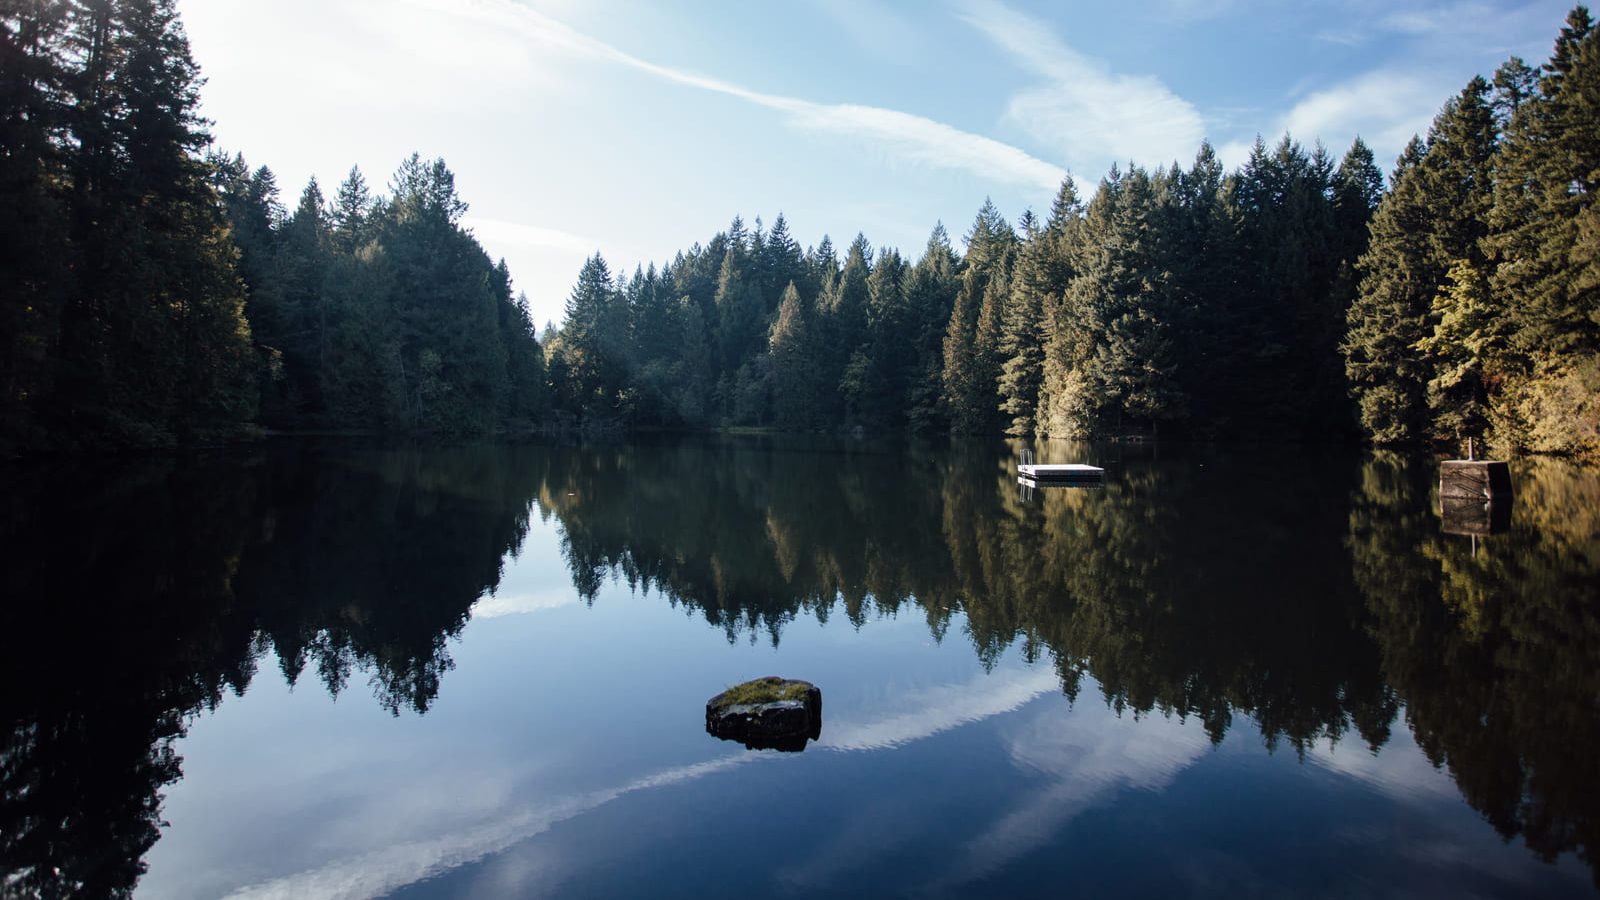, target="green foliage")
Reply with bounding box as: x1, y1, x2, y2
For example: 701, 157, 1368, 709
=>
1342, 8, 1600, 457
7, 2, 1597, 457
711, 677, 812, 708
1345, 139, 1433, 444
0, 0, 258, 451
1, 1, 548, 449
943, 201, 1016, 433
768, 282, 819, 429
